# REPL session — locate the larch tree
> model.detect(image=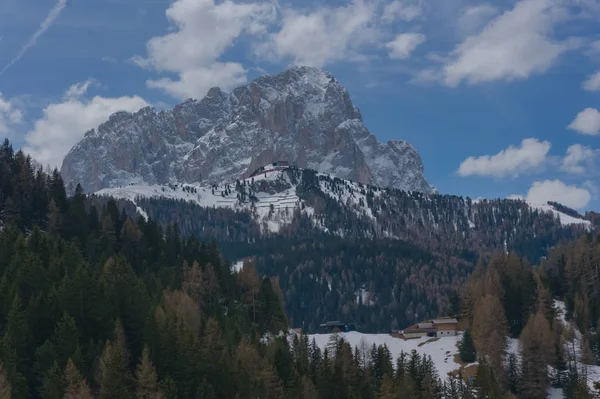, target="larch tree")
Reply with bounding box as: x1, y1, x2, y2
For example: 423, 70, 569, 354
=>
237, 259, 260, 323
0, 362, 11, 399
63, 358, 92, 399
135, 346, 164, 399
519, 311, 553, 399
472, 294, 508, 378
